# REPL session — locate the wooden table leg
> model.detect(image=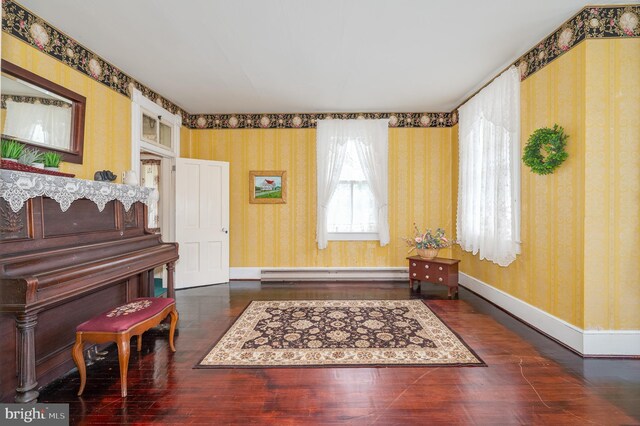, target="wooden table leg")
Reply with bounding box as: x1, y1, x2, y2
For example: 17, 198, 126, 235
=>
116, 335, 131, 398
72, 334, 86, 396
447, 285, 459, 299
